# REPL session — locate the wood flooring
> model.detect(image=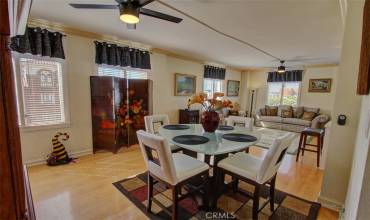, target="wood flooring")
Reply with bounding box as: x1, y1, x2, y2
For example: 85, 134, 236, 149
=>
28, 145, 339, 220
